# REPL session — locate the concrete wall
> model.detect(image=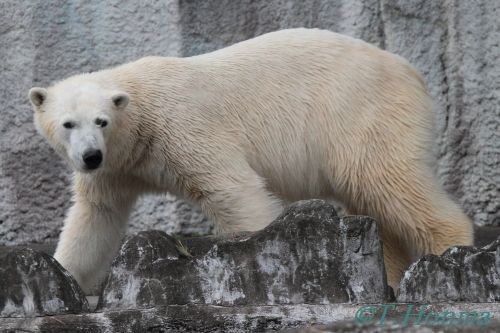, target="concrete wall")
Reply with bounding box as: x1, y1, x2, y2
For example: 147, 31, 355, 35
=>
1, 0, 498, 246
